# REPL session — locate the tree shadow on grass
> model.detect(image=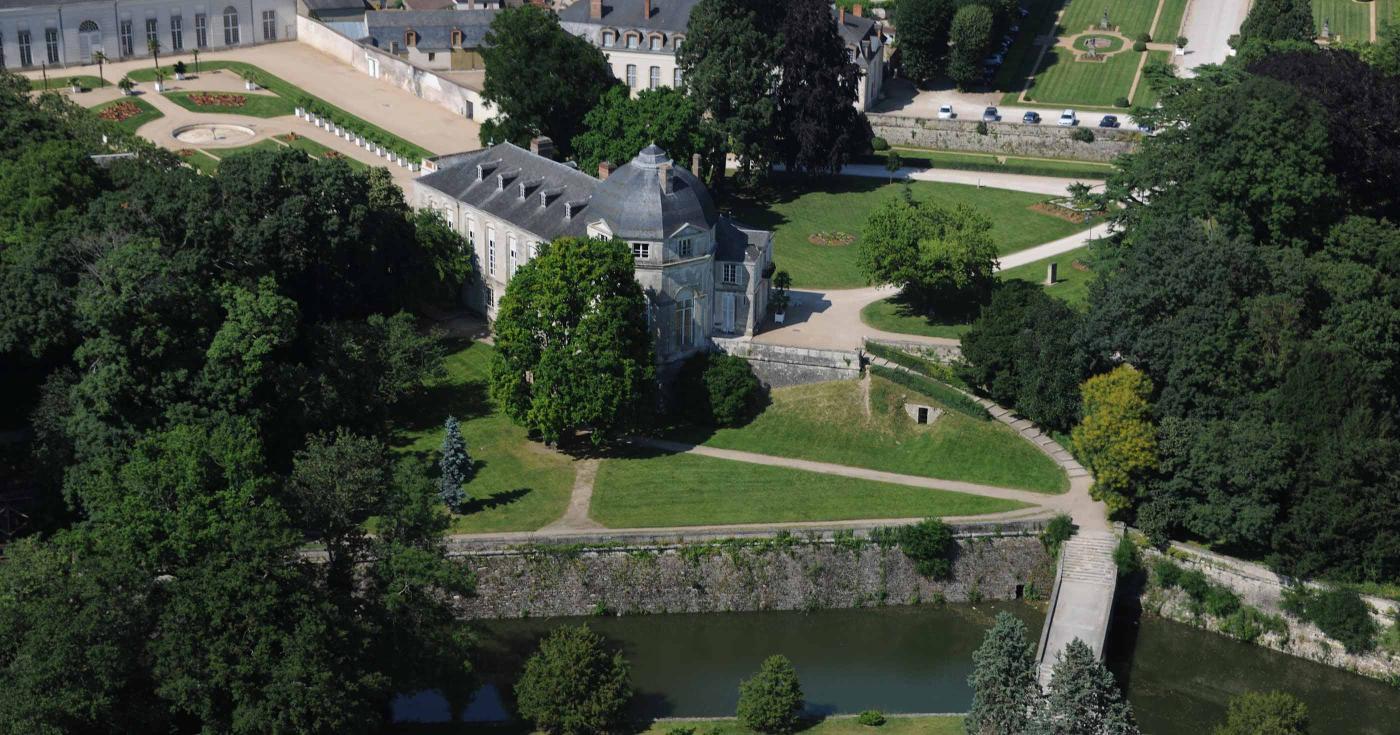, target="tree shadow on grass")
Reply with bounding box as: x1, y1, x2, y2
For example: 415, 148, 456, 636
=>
455, 485, 530, 515
880, 290, 980, 333
721, 173, 893, 231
